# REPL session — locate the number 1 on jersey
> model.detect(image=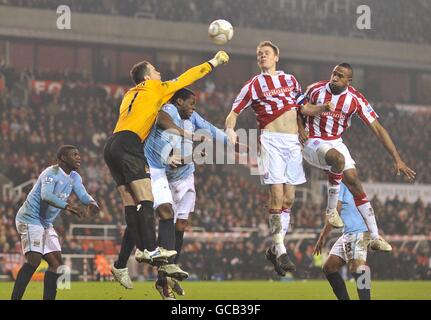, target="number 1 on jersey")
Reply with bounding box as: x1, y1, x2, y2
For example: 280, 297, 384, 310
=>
127, 92, 139, 114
